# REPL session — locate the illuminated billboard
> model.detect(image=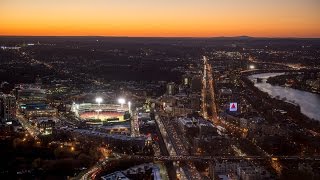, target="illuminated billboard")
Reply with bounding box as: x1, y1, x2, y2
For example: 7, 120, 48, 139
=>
229, 103, 237, 112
